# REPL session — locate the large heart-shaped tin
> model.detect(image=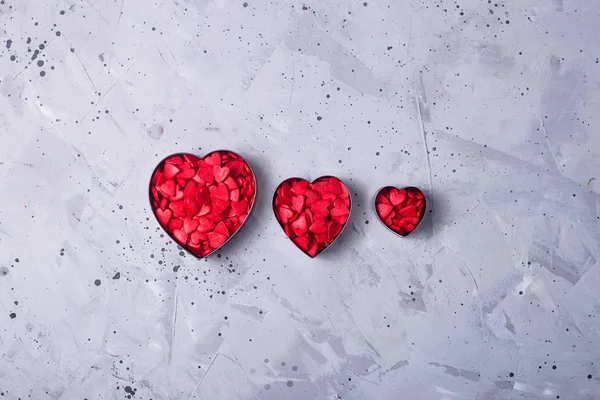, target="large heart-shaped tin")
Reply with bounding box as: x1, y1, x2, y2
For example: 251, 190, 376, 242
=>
149, 151, 256, 257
